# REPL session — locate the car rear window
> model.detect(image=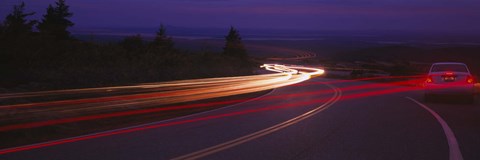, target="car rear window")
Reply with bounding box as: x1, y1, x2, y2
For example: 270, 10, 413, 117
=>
431, 64, 468, 72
